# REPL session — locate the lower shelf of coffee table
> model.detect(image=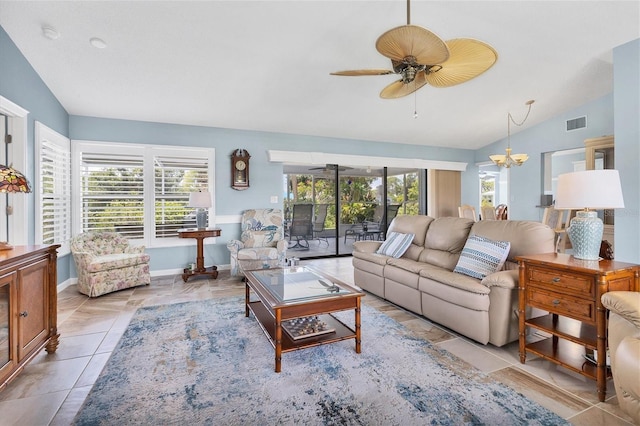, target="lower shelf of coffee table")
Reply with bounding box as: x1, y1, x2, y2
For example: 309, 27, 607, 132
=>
248, 300, 356, 352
